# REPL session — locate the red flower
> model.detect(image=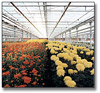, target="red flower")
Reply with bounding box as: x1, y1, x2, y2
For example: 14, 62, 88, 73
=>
23, 60, 29, 64
19, 56, 24, 60
32, 81, 37, 85
38, 75, 41, 77
15, 68, 18, 70
2, 68, 5, 71
9, 65, 14, 70
38, 59, 41, 62
14, 73, 21, 79
22, 72, 27, 75
2, 61, 4, 64
11, 80, 14, 83
18, 84, 27, 87
21, 65, 25, 69
13, 59, 17, 62
32, 68, 38, 76
42, 83, 45, 85
28, 55, 32, 59
2, 71, 10, 75
4, 84, 10, 87
22, 76, 31, 84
